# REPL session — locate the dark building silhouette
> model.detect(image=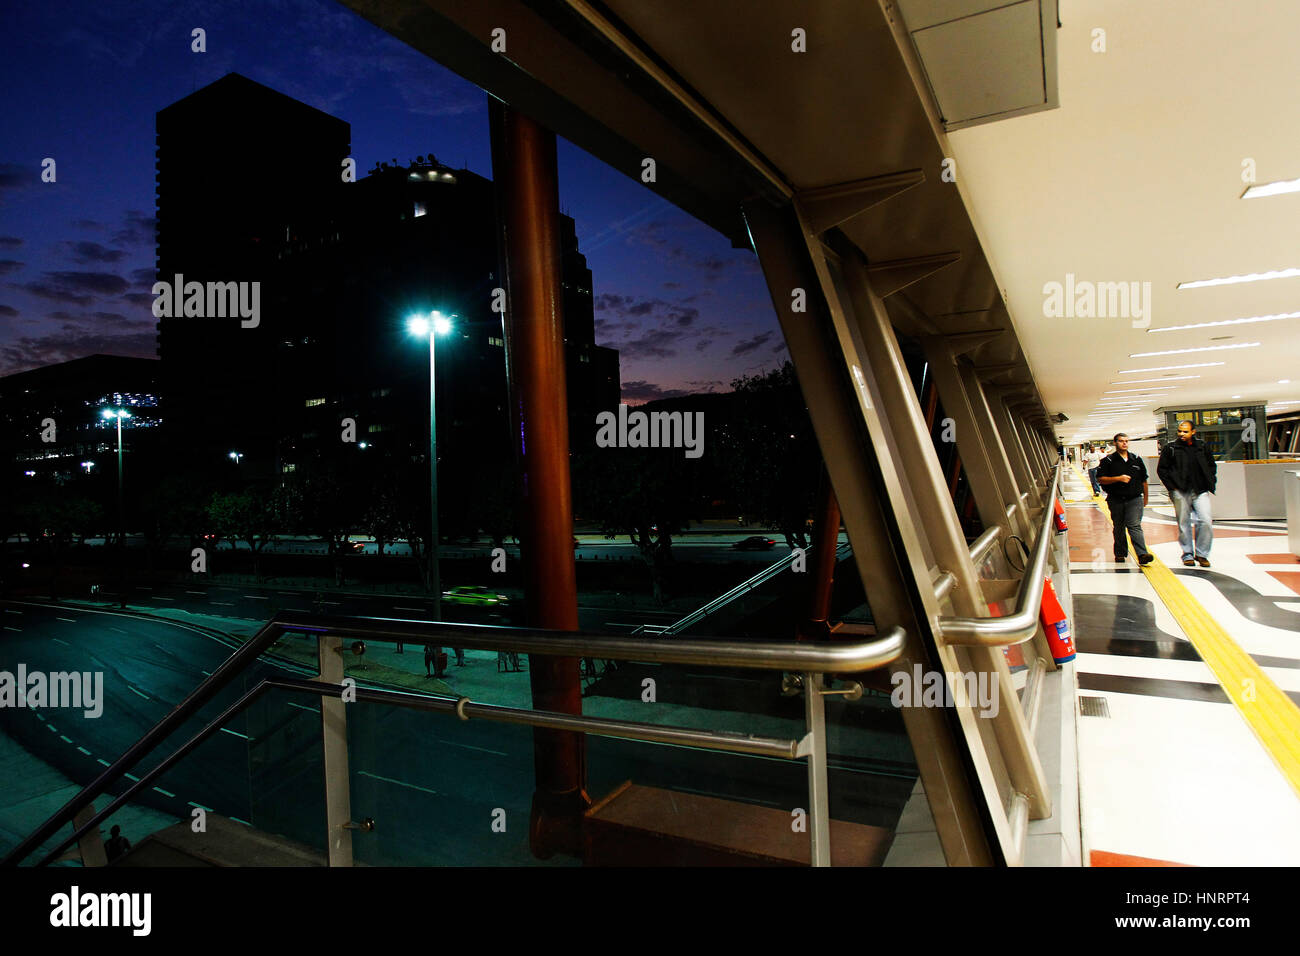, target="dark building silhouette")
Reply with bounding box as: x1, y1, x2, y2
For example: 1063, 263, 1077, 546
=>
155, 74, 619, 506
0, 354, 162, 483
